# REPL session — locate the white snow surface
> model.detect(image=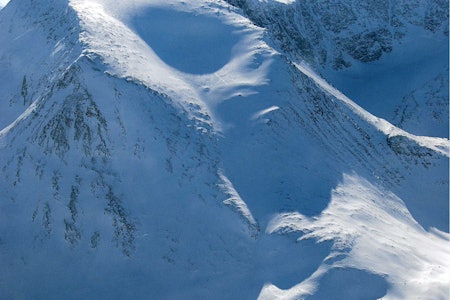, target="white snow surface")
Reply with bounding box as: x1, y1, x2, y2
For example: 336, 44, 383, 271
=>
295, 62, 450, 157
72, 0, 449, 155
0, 0, 449, 299
71, 0, 276, 132
0, 0, 9, 9
264, 173, 450, 300
259, 0, 295, 5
